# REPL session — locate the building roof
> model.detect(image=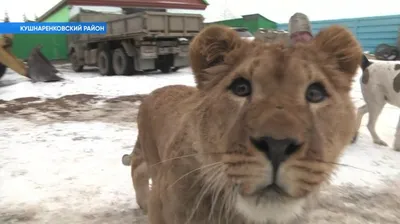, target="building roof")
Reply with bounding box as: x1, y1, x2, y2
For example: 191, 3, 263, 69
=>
206, 13, 277, 25
242, 13, 277, 24
38, 0, 208, 21
37, 0, 68, 22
